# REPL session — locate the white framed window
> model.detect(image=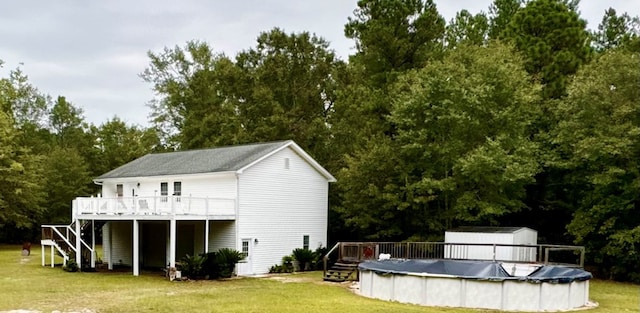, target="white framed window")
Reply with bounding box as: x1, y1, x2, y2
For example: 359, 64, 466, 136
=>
303, 235, 310, 250
241, 239, 250, 258
160, 182, 168, 202
116, 184, 123, 197
173, 181, 182, 202
284, 157, 290, 169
